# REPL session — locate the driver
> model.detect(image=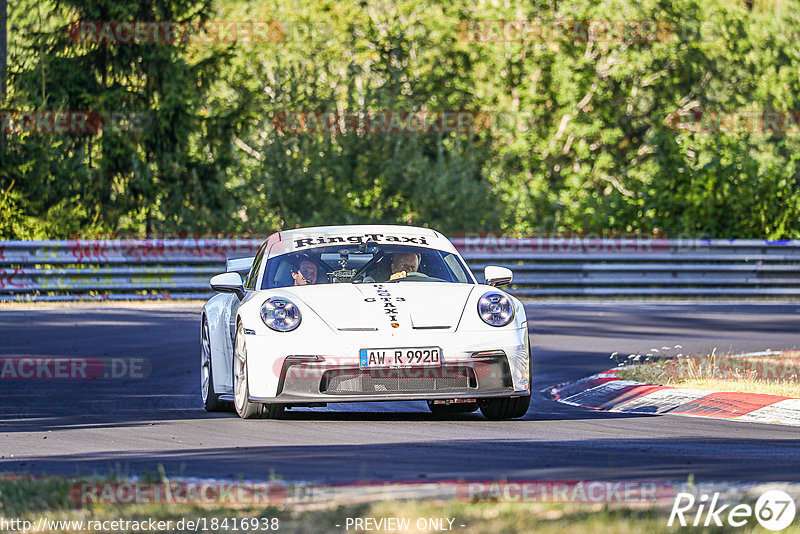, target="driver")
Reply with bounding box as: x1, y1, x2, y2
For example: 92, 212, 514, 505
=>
291, 258, 318, 286
389, 252, 421, 281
